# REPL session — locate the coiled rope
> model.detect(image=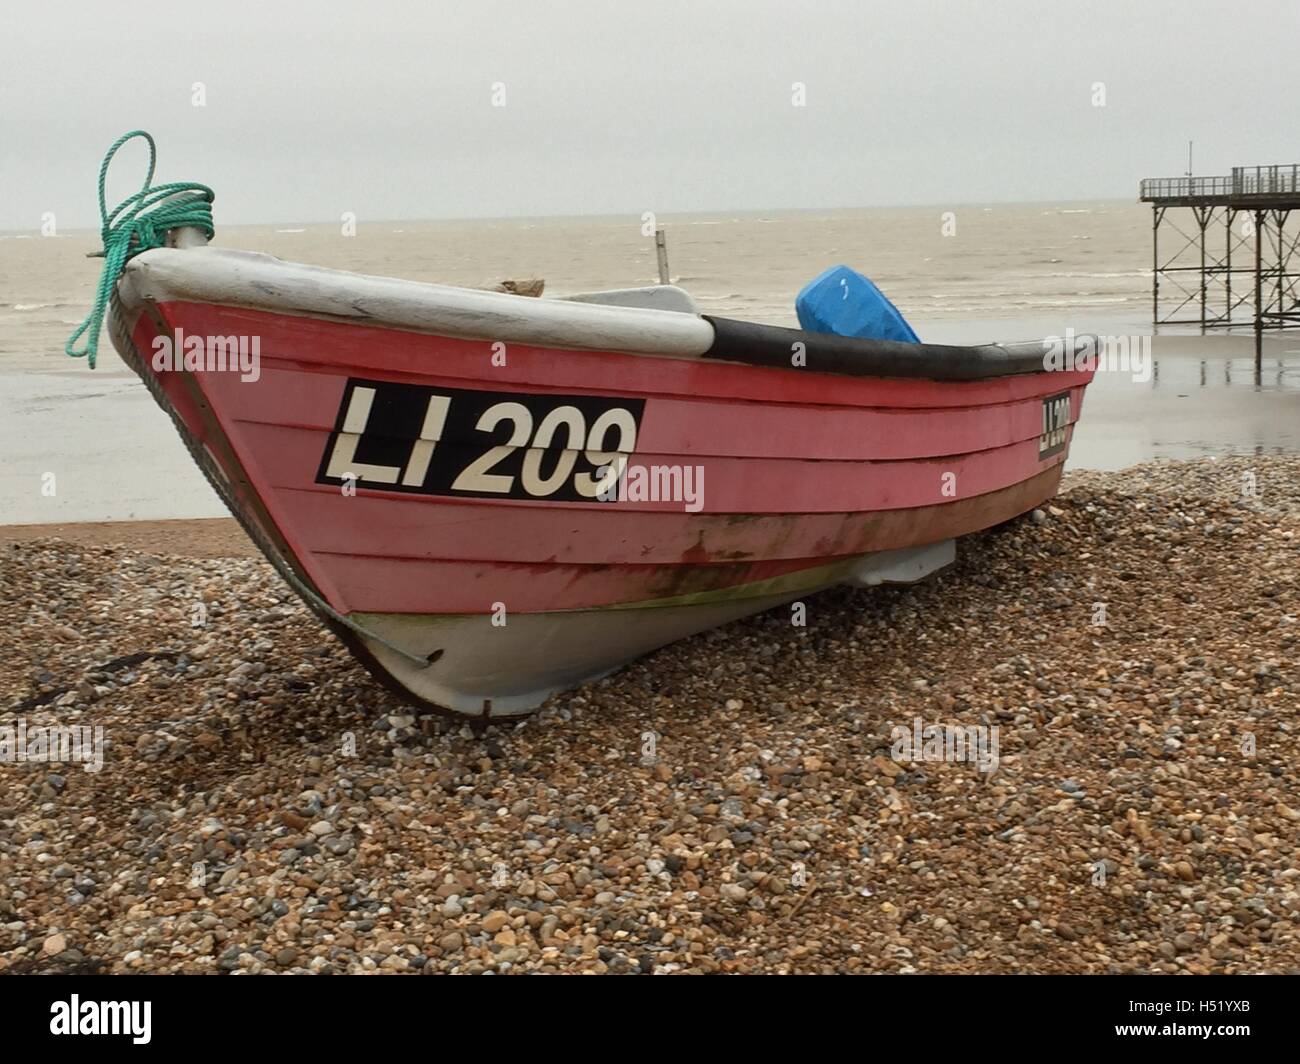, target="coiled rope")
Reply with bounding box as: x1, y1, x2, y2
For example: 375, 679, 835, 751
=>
65, 130, 214, 368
